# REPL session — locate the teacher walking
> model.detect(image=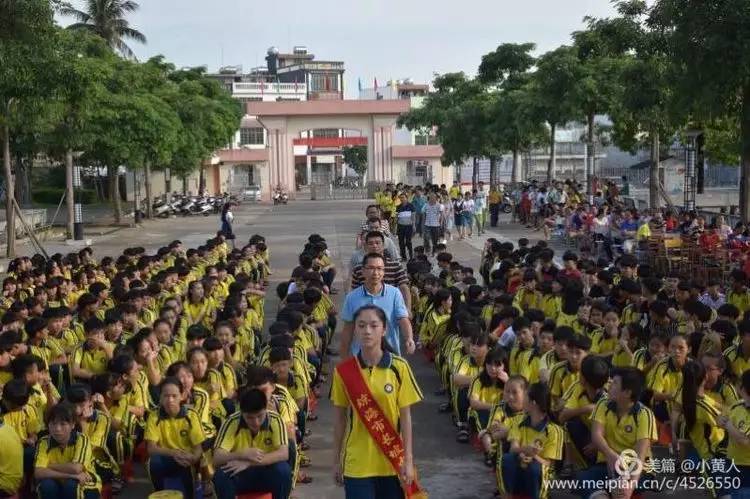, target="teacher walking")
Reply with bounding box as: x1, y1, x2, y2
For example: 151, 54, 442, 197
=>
332, 304, 425, 499
220, 201, 237, 245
